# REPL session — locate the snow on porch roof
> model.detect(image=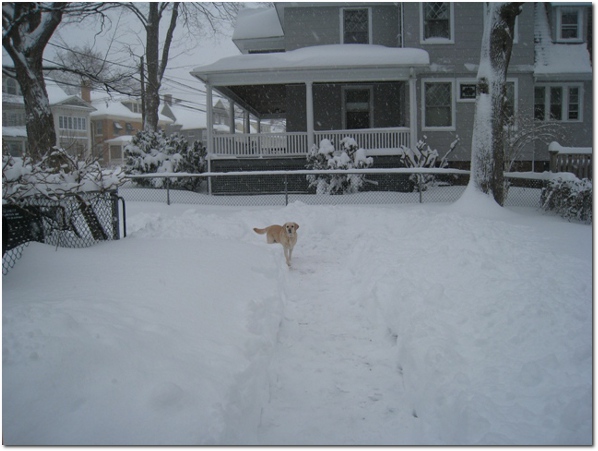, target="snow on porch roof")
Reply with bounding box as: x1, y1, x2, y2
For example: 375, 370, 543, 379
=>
191, 44, 430, 85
